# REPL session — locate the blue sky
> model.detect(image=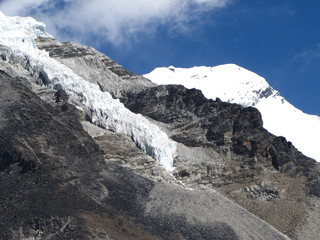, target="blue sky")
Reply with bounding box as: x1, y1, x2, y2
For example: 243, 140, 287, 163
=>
1, 0, 319, 116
